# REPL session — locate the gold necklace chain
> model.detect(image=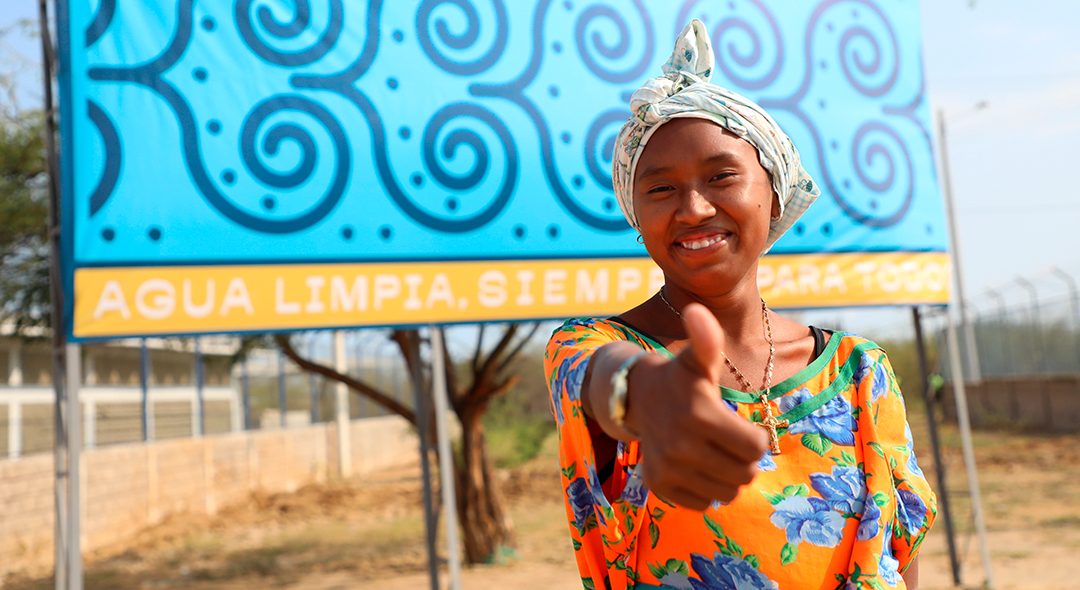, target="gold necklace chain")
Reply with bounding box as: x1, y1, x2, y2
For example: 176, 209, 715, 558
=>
658, 287, 788, 454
